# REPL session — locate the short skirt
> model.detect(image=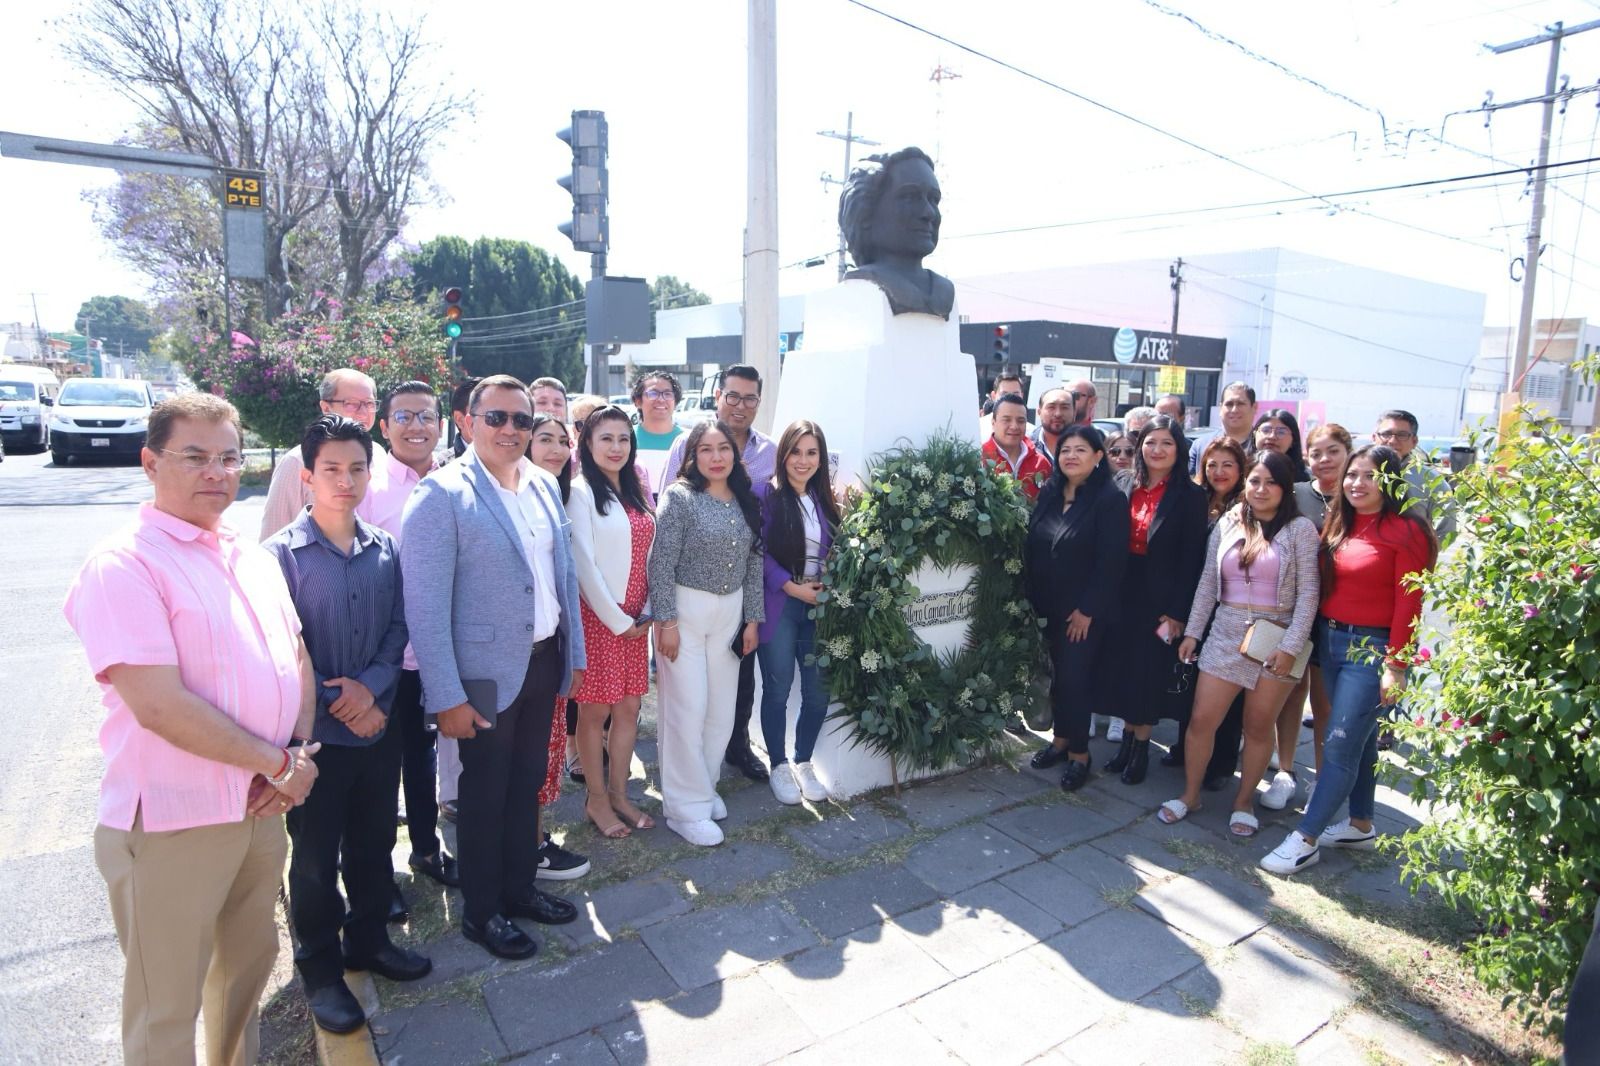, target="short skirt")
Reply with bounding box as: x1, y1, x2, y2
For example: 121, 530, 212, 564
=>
1198, 604, 1295, 691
